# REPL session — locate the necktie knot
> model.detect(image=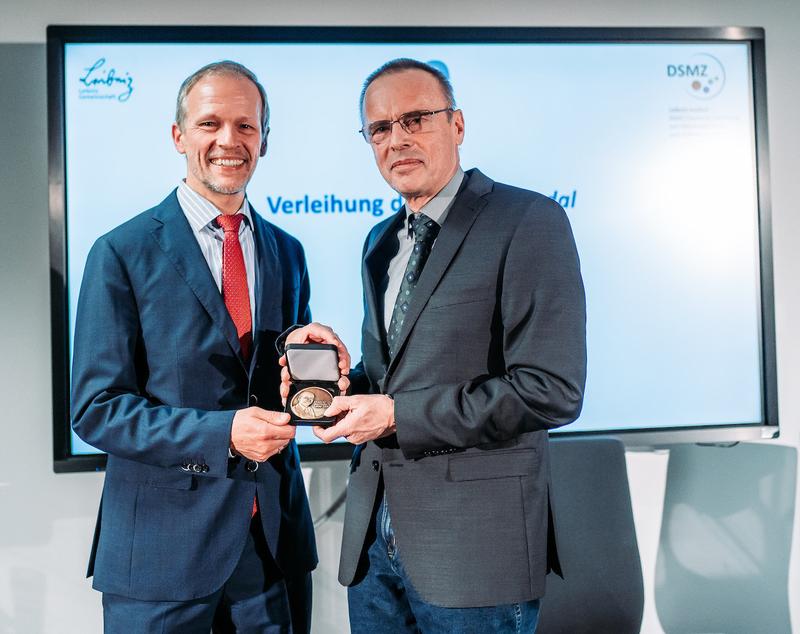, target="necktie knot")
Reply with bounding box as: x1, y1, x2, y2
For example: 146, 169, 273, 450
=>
409, 212, 440, 244
217, 213, 244, 234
